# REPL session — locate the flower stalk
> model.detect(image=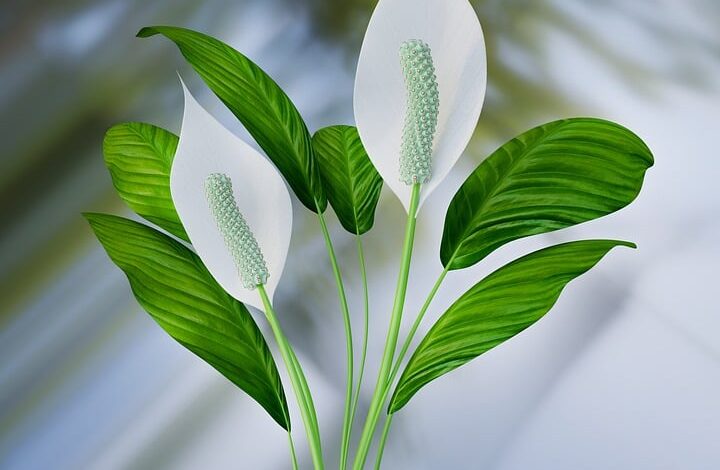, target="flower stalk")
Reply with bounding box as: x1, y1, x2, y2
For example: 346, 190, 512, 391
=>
315, 206, 355, 470
353, 183, 421, 470
258, 285, 325, 470
348, 234, 370, 462
372, 265, 452, 467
